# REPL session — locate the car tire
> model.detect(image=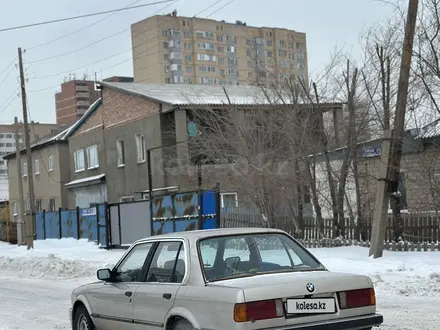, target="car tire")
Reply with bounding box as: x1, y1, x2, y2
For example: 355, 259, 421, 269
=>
73, 305, 95, 330
173, 319, 194, 330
